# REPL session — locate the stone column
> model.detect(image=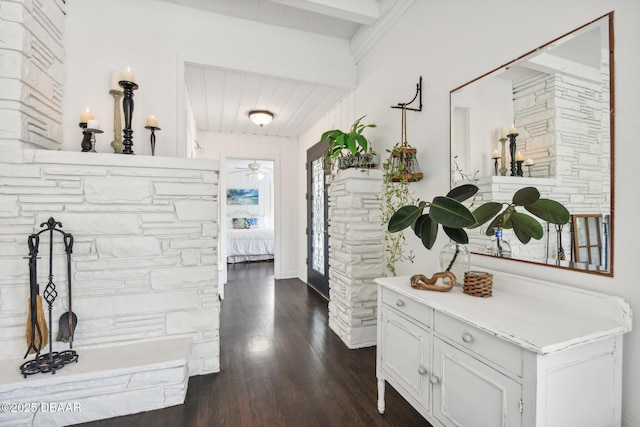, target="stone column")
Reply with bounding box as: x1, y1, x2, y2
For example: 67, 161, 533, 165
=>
327, 168, 383, 349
